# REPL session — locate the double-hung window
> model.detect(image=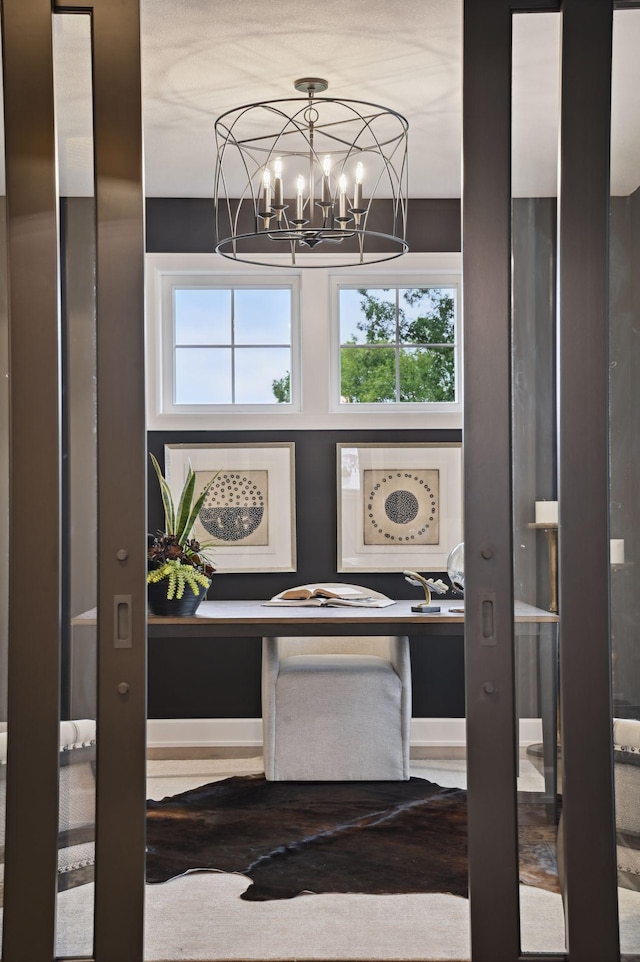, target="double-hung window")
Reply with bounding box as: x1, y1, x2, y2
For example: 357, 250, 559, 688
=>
334, 280, 460, 410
